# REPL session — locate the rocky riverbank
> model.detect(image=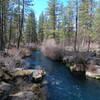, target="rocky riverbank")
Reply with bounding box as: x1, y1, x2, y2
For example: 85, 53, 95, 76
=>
41, 39, 100, 79
63, 51, 100, 79
0, 67, 46, 100
0, 46, 47, 100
